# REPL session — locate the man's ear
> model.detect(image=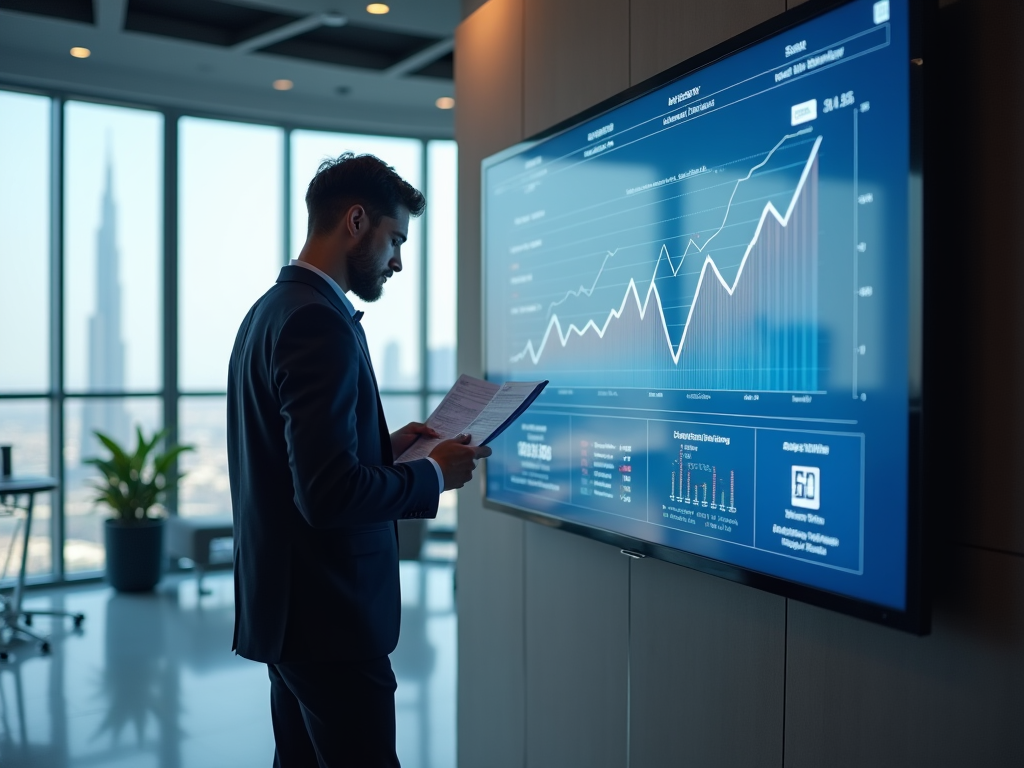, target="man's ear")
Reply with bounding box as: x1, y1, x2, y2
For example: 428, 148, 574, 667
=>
346, 204, 368, 237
